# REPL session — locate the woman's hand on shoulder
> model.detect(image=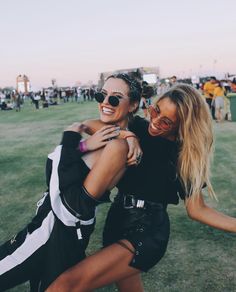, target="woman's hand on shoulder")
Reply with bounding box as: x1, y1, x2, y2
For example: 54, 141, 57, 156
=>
85, 125, 120, 151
